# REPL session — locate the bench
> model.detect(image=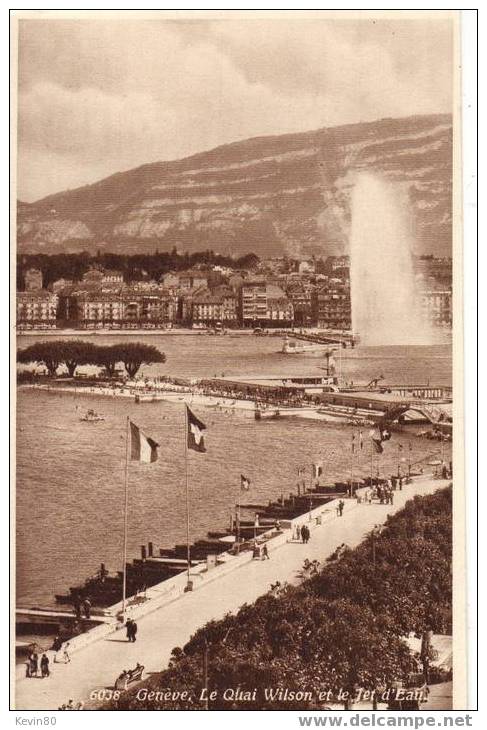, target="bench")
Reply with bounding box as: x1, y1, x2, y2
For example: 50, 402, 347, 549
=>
114, 664, 144, 690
